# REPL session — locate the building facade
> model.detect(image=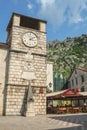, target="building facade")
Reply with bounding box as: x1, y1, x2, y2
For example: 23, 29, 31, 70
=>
46, 61, 53, 92
0, 44, 8, 115
68, 68, 87, 92
0, 13, 47, 116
